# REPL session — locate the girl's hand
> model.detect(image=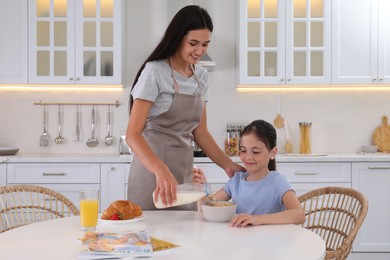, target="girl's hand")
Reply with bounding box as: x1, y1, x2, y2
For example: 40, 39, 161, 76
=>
192, 167, 206, 184
230, 213, 261, 227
